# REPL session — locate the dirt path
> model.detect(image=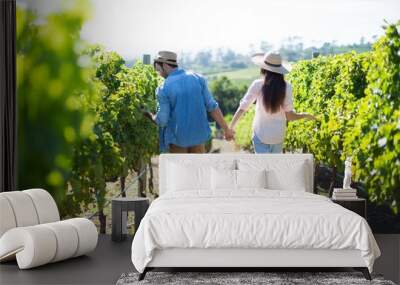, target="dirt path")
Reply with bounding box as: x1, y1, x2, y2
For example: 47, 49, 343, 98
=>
211, 138, 244, 153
